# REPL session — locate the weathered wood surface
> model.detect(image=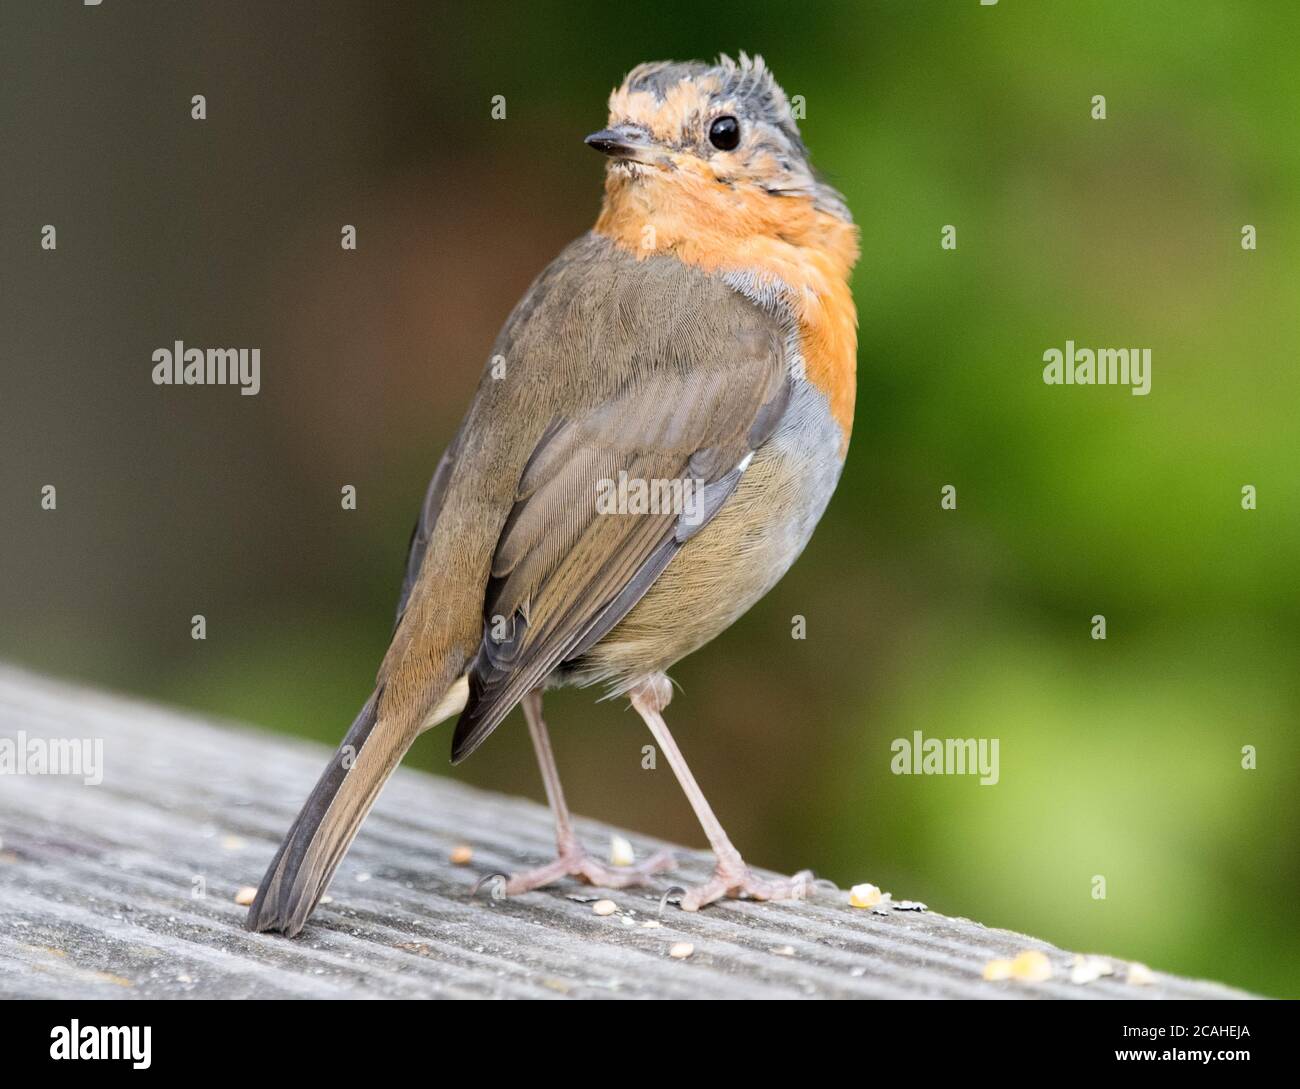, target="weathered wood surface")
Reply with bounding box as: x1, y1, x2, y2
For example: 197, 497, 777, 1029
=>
0, 665, 1251, 1000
